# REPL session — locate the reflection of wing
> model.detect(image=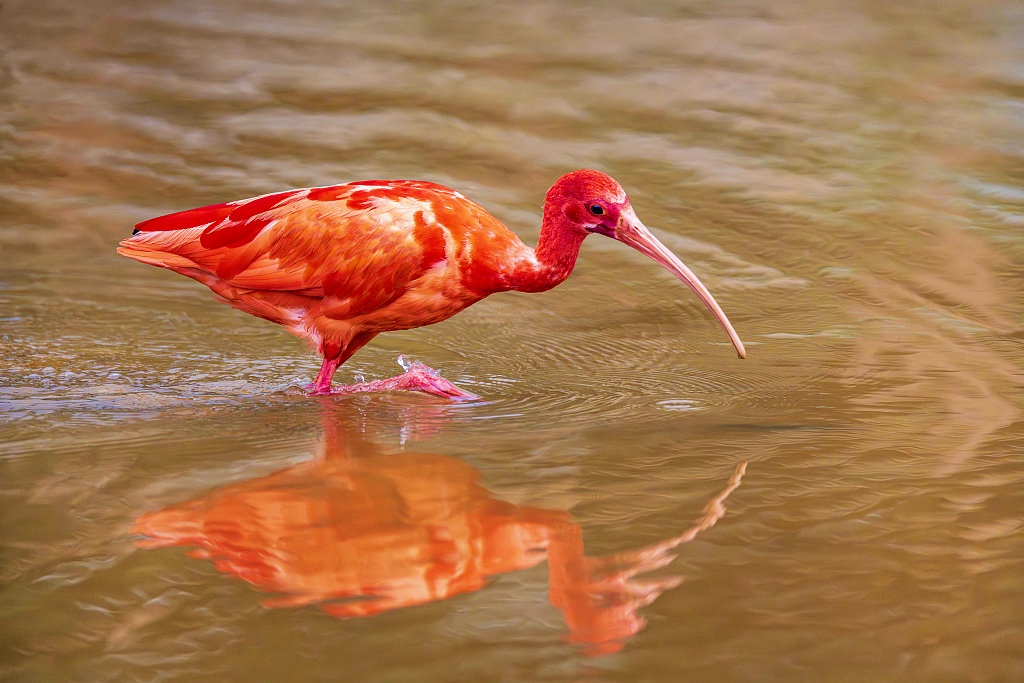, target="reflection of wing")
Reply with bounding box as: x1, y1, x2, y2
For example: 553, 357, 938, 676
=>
131, 452, 554, 615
